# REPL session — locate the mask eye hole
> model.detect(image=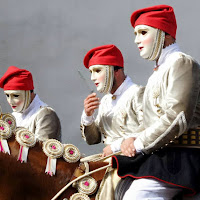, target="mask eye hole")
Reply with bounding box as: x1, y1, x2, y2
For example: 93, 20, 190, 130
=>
141, 31, 147, 35
95, 69, 101, 73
